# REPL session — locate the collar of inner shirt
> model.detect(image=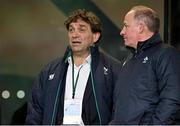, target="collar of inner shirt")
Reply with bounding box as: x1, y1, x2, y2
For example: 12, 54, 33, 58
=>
67, 55, 91, 68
